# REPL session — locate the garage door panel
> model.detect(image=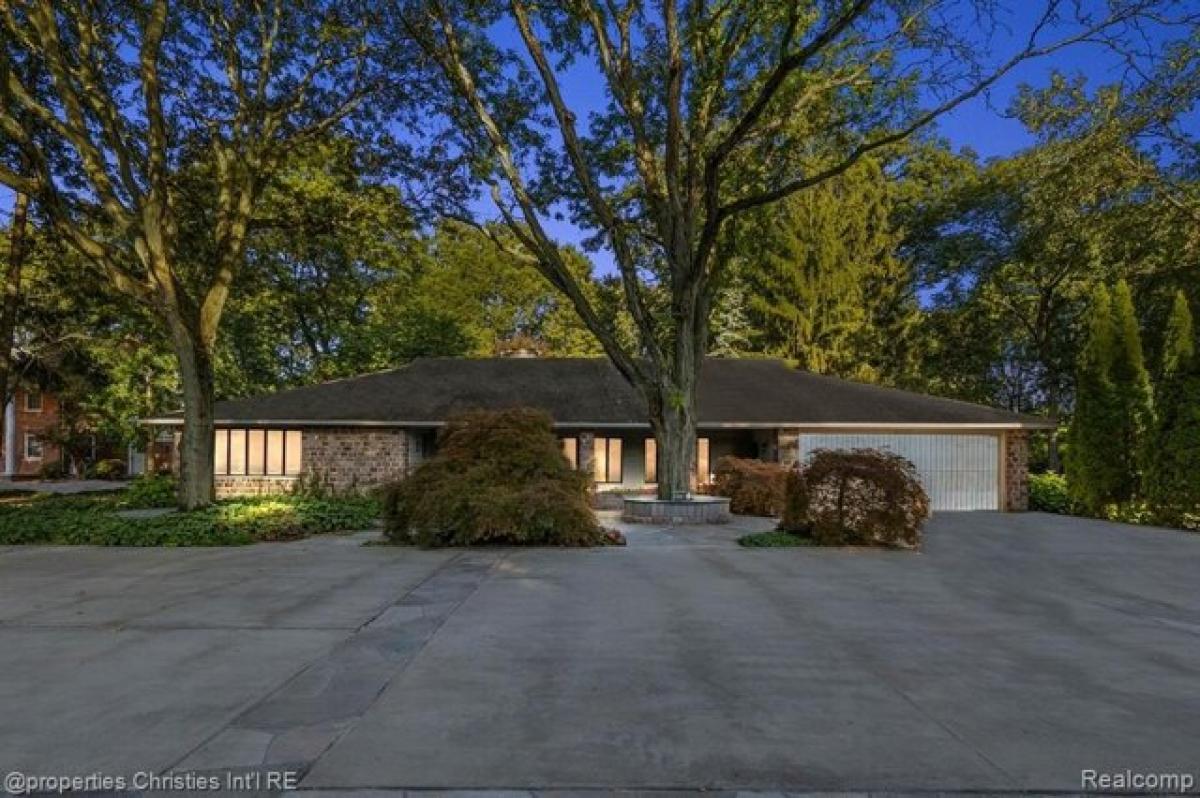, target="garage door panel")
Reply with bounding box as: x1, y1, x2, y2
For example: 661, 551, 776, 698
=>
798, 433, 999, 511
